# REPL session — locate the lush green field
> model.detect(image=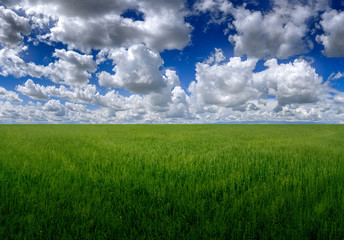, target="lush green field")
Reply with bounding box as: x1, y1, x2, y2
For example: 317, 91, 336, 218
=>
1, 125, 344, 239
